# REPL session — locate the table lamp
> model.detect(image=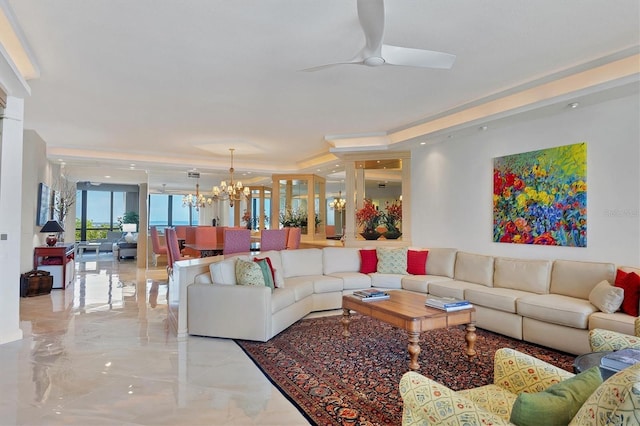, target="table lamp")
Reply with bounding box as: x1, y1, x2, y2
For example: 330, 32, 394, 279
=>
122, 223, 137, 243
40, 220, 65, 246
